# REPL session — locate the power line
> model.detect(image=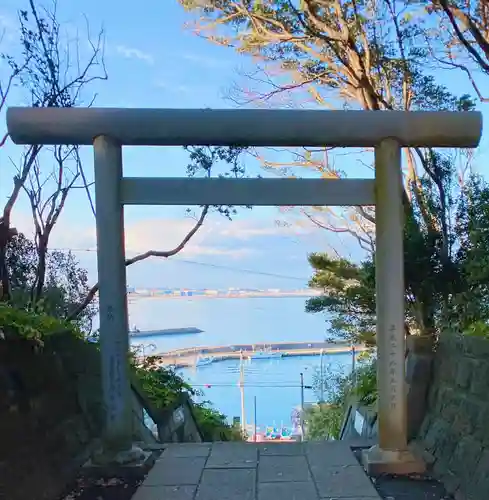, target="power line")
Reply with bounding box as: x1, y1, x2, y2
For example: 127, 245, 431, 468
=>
190, 383, 307, 388
173, 258, 307, 281
51, 246, 309, 282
